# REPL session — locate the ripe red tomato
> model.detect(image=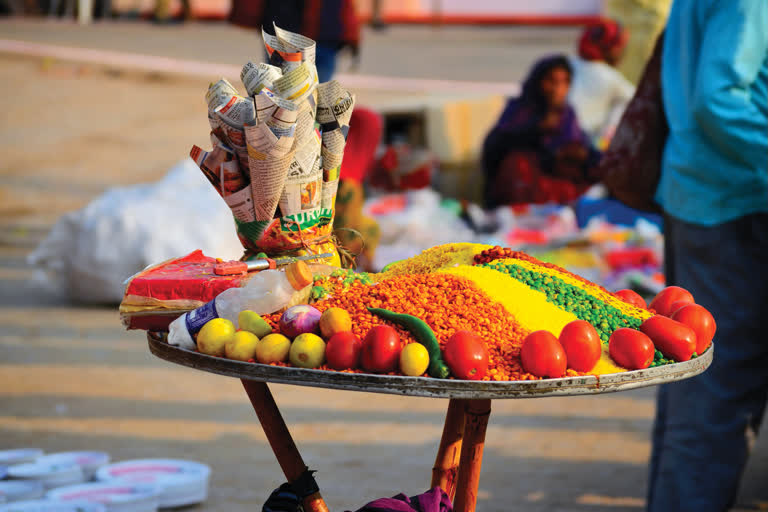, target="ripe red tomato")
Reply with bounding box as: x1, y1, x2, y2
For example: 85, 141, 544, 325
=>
325, 331, 362, 370
671, 304, 716, 354
649, 286, 695, 316
615, 289, 647, 309
558, 320, 602, 372
639, 315, 696, 362
361, 325, 401, 373
443, 330, 489, 380
668, 300, 693, 316
608, 328, 655, 370
520, 331, 567, 378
